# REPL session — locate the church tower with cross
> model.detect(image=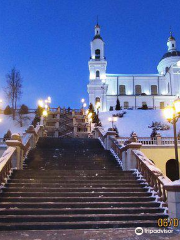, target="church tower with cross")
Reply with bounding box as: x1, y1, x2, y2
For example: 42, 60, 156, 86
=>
87, 24, 180, 112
